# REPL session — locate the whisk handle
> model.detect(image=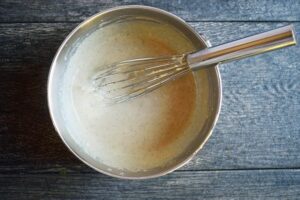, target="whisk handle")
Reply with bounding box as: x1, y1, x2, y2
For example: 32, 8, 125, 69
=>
187, 25, 297, 70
